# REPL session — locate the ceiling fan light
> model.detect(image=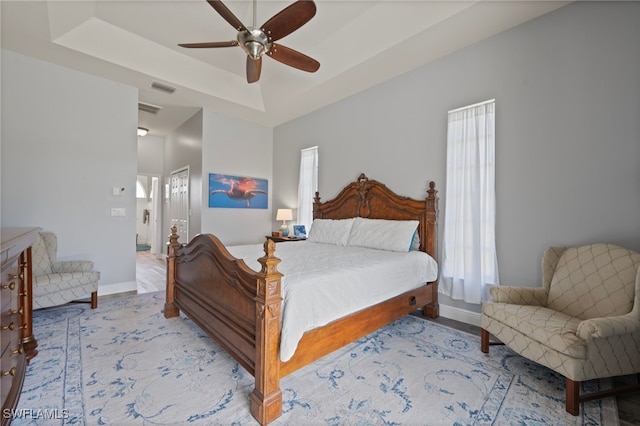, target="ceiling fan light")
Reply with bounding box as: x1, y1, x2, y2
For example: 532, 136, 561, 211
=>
244, 41, 264, 59
137, 127, 149, 137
